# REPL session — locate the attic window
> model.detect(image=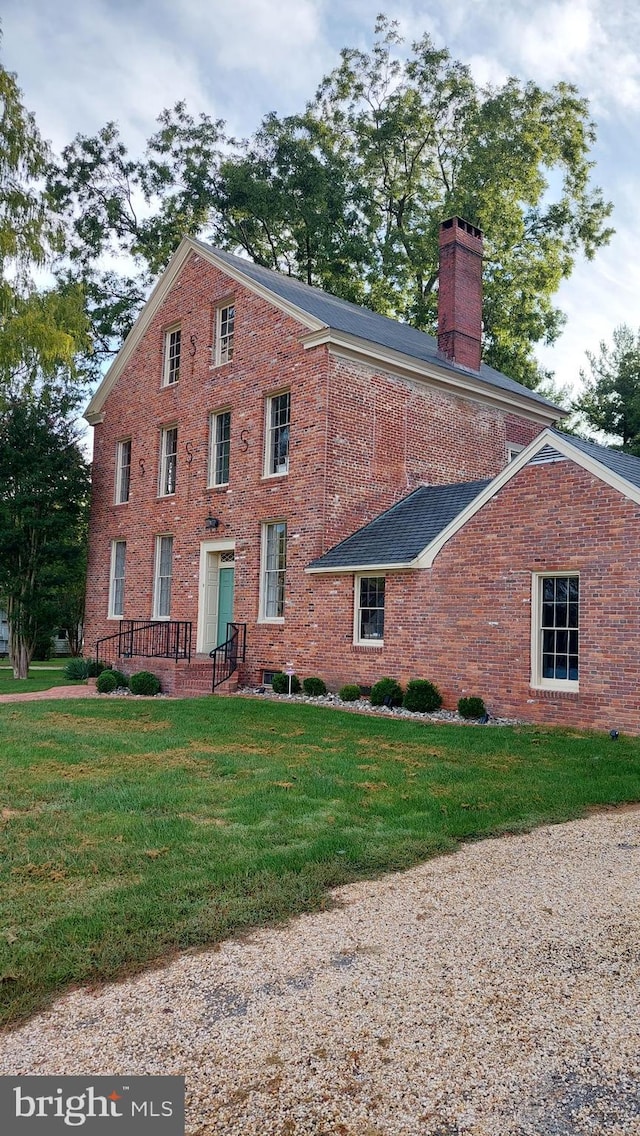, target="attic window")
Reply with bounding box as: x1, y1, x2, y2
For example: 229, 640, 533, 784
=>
214, 303, 235, 366
163, 326, 181, 386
